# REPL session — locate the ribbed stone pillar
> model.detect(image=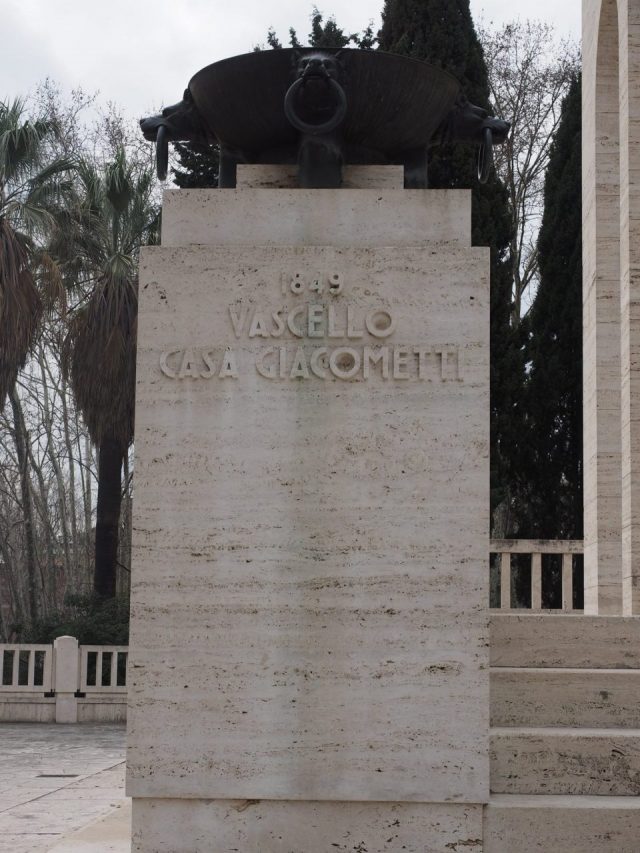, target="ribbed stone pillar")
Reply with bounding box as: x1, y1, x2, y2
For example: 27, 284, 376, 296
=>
583, 0, 640, 614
